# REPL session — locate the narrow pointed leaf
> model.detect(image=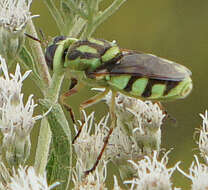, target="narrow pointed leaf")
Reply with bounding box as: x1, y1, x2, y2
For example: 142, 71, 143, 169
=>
39, 99, 72, 190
